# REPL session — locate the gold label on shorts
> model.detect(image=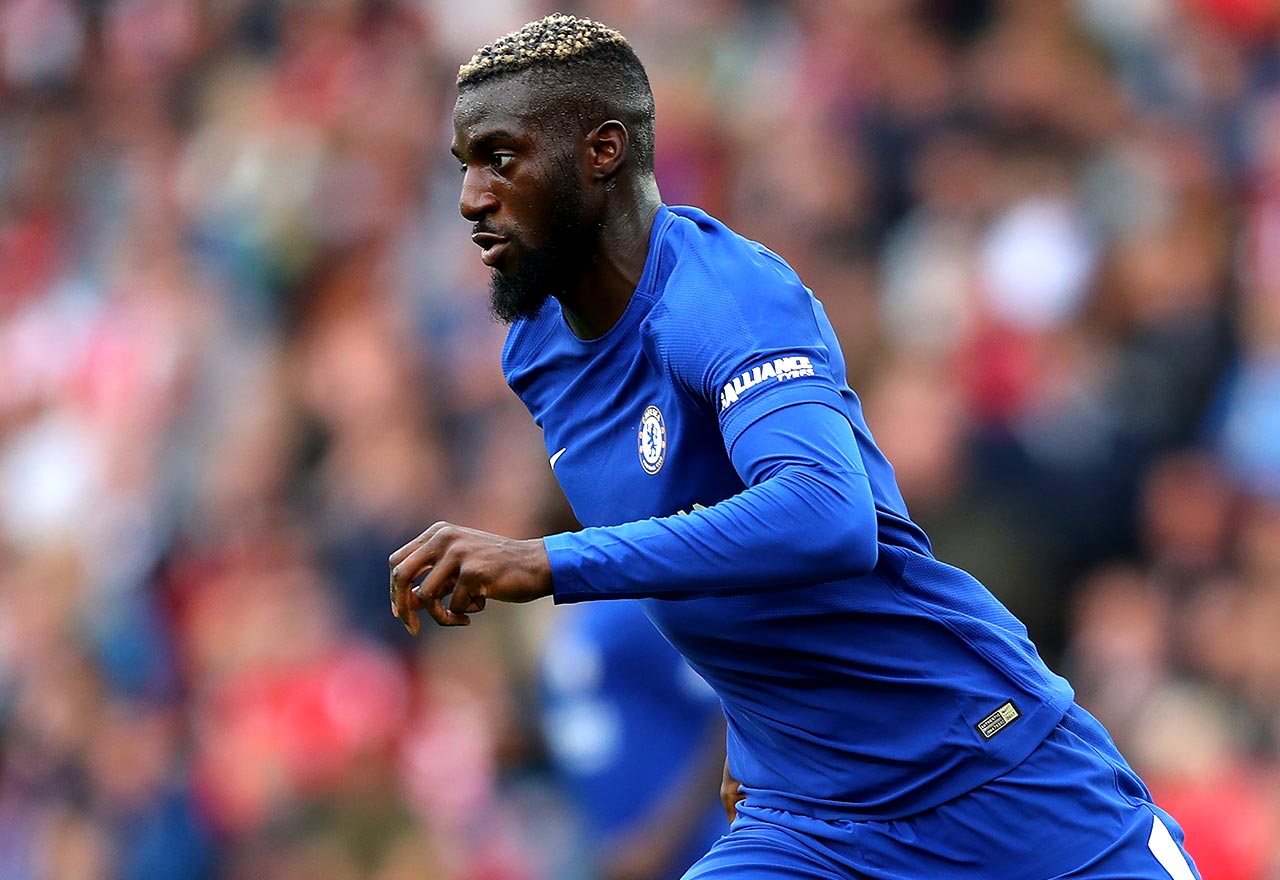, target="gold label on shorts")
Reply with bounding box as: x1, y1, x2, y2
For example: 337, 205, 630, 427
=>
976, 701, 1020, 740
